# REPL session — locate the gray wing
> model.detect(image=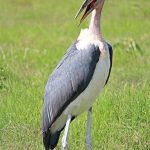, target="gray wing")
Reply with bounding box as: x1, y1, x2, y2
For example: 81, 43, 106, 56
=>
42, 41, 100, 133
